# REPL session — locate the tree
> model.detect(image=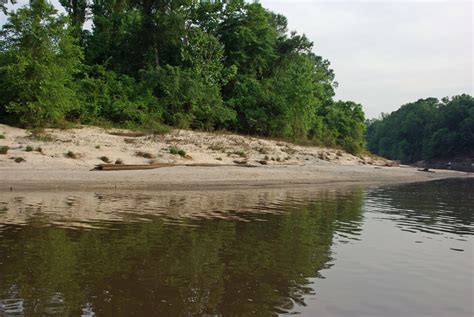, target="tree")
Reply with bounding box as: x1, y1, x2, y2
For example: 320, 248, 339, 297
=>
58, 0, 88, 37
322, 101, 366, 154
0, 0, 83, 127
366, 95, 474, 163
0, 0, 16, 15
218, 1, 277, 77
0, 0, 369, 153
